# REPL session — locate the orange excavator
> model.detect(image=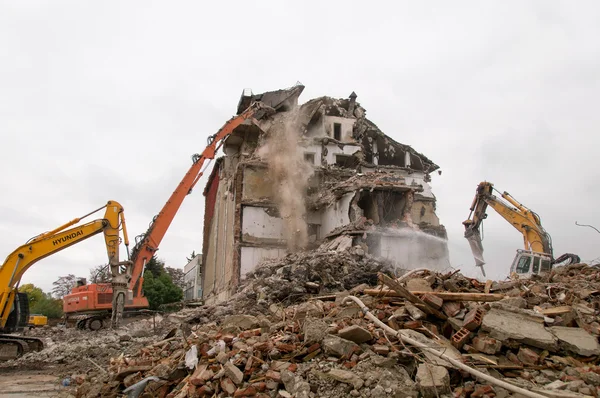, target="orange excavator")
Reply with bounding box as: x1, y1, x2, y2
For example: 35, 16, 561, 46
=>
63, 101, 275, 329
